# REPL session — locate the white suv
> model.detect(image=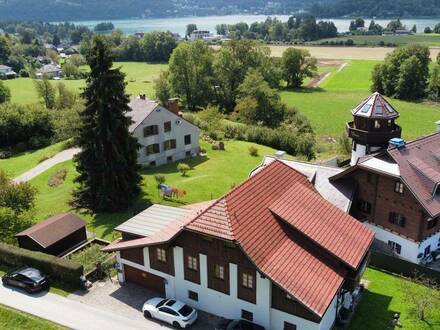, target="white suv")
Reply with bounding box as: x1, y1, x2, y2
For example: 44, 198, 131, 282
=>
142, 297, 198, 328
